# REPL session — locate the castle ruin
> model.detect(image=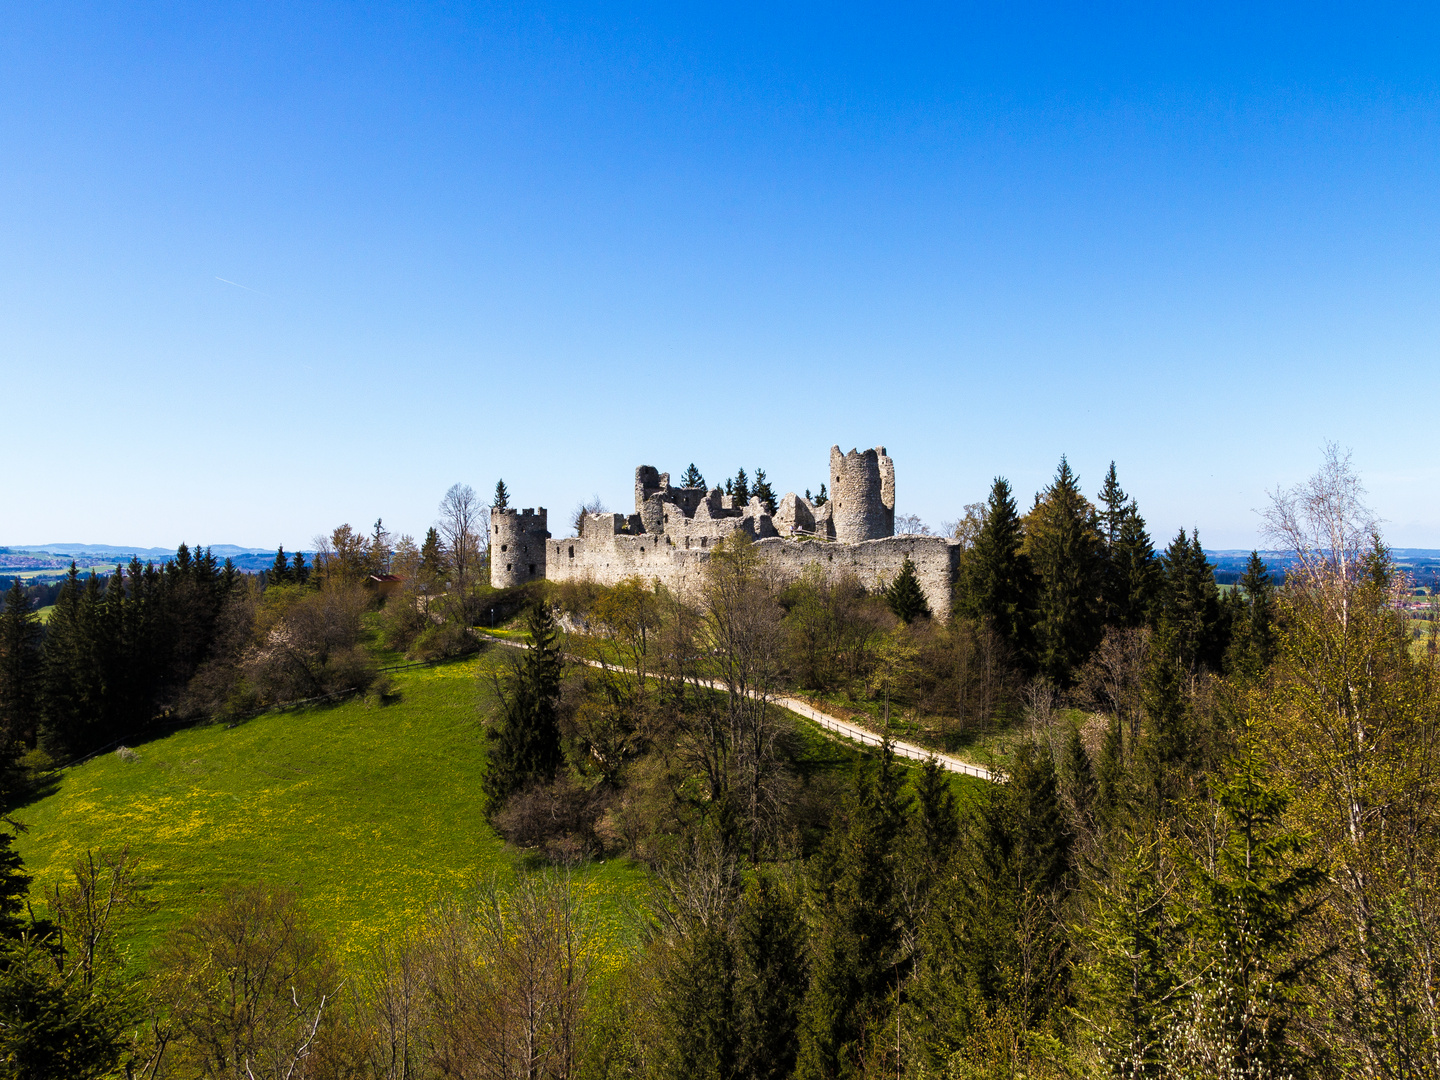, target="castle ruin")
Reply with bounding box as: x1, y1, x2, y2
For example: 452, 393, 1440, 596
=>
491, 445, 962, 617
